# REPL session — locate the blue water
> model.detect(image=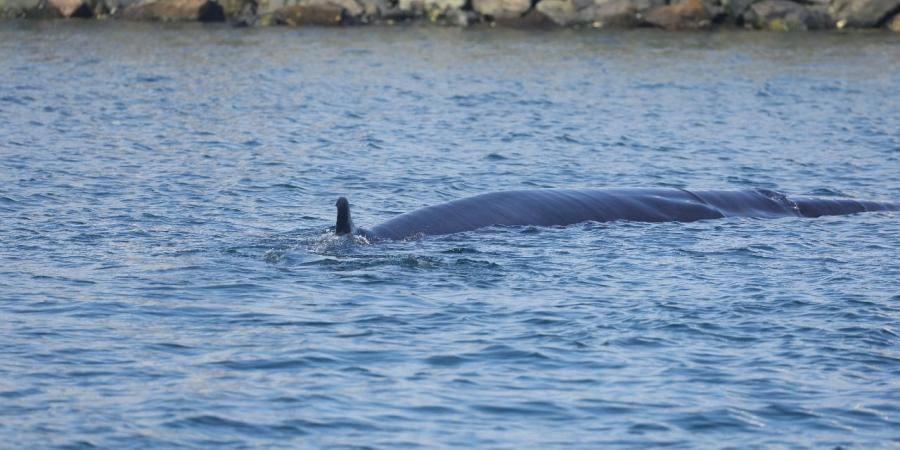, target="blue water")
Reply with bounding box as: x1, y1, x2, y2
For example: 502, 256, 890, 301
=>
1, 21, 899, 449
